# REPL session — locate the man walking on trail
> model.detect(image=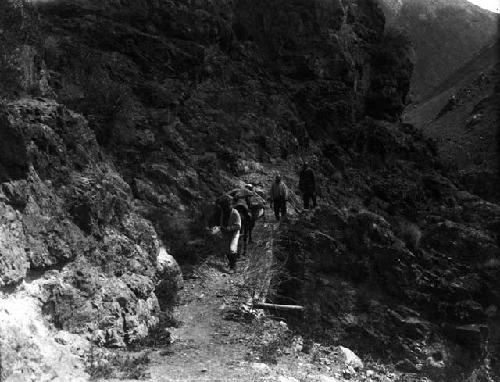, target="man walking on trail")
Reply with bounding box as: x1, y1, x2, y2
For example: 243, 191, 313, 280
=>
299, 162, 316, 209
219, 195, 241, 271
270, 174, 288, 221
